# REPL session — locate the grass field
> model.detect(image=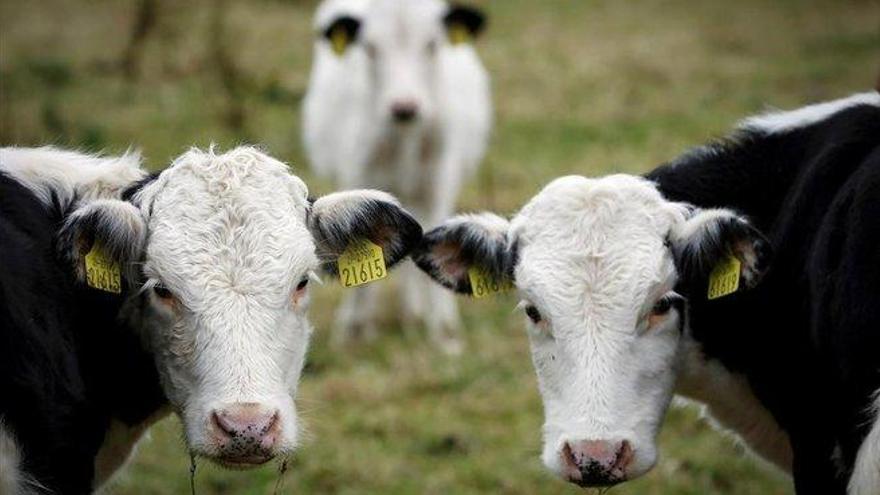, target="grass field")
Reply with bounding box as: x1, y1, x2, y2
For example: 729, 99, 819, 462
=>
1, 0, 878, 493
